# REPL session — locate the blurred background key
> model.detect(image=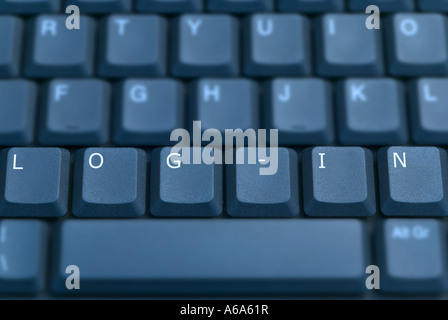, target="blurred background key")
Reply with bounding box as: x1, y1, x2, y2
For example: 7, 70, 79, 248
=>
0, 16, 23, 77
0, 0, 60, 14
